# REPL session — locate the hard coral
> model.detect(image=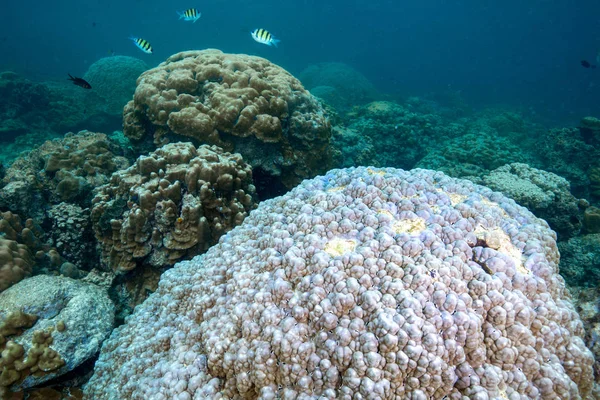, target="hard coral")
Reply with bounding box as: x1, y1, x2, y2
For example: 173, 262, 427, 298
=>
84, 167, 594, 399
83, 55, 148, 115
483, 163, 583, 239
0, 211, 62, 291
417, 132, 532, 180
298, 62, 379, 111
91, 142, 257, 273
0, 131, 129, 219
123, 49, 333, 189
0, 238, 33, 293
